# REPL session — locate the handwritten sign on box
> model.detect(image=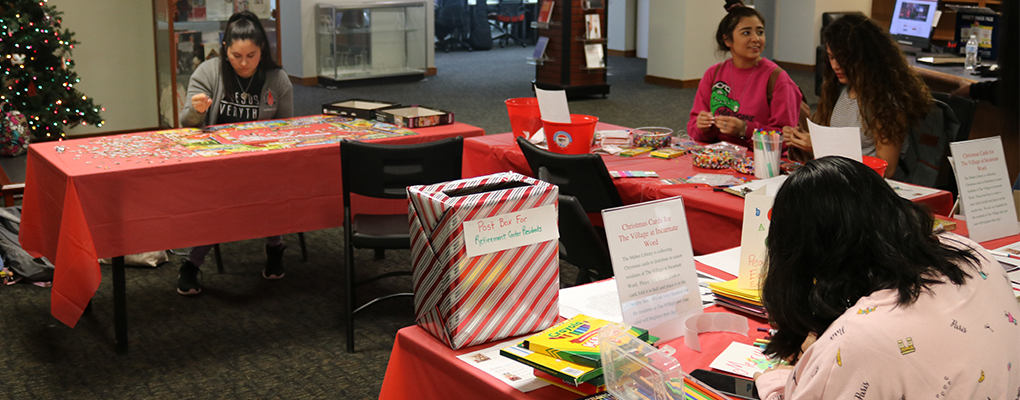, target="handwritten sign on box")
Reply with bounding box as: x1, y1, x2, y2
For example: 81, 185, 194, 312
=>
463, 205, 559, 258
738, 187, 774, 289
